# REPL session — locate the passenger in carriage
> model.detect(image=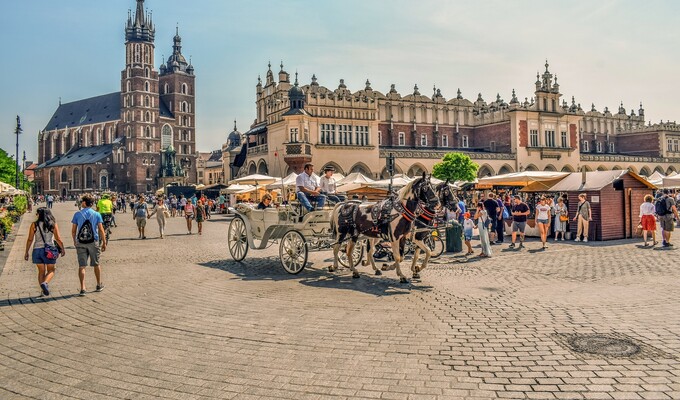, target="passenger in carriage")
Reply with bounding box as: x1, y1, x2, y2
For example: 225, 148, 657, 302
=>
296, 163, 327, 211
319, 166, 346, 204
257, 193, 273, 210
